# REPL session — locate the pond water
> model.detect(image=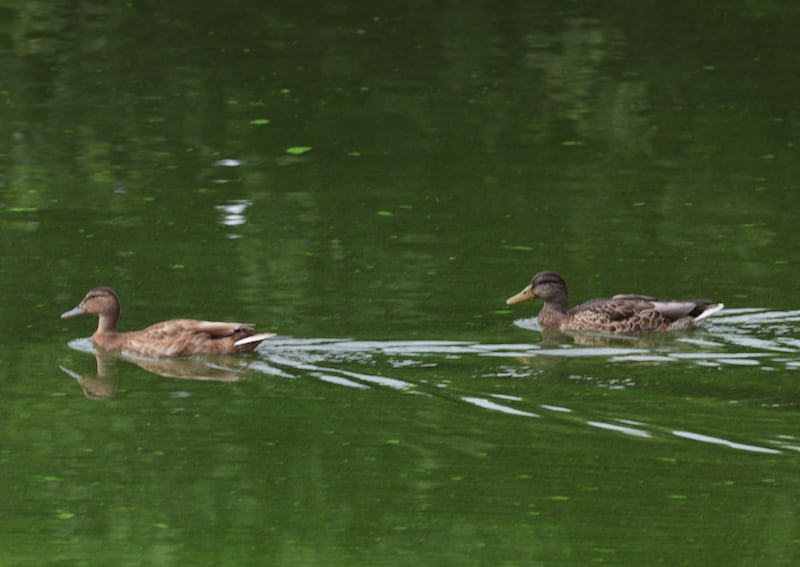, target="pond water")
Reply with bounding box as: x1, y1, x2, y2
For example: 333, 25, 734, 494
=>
2, 2, 800, 565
